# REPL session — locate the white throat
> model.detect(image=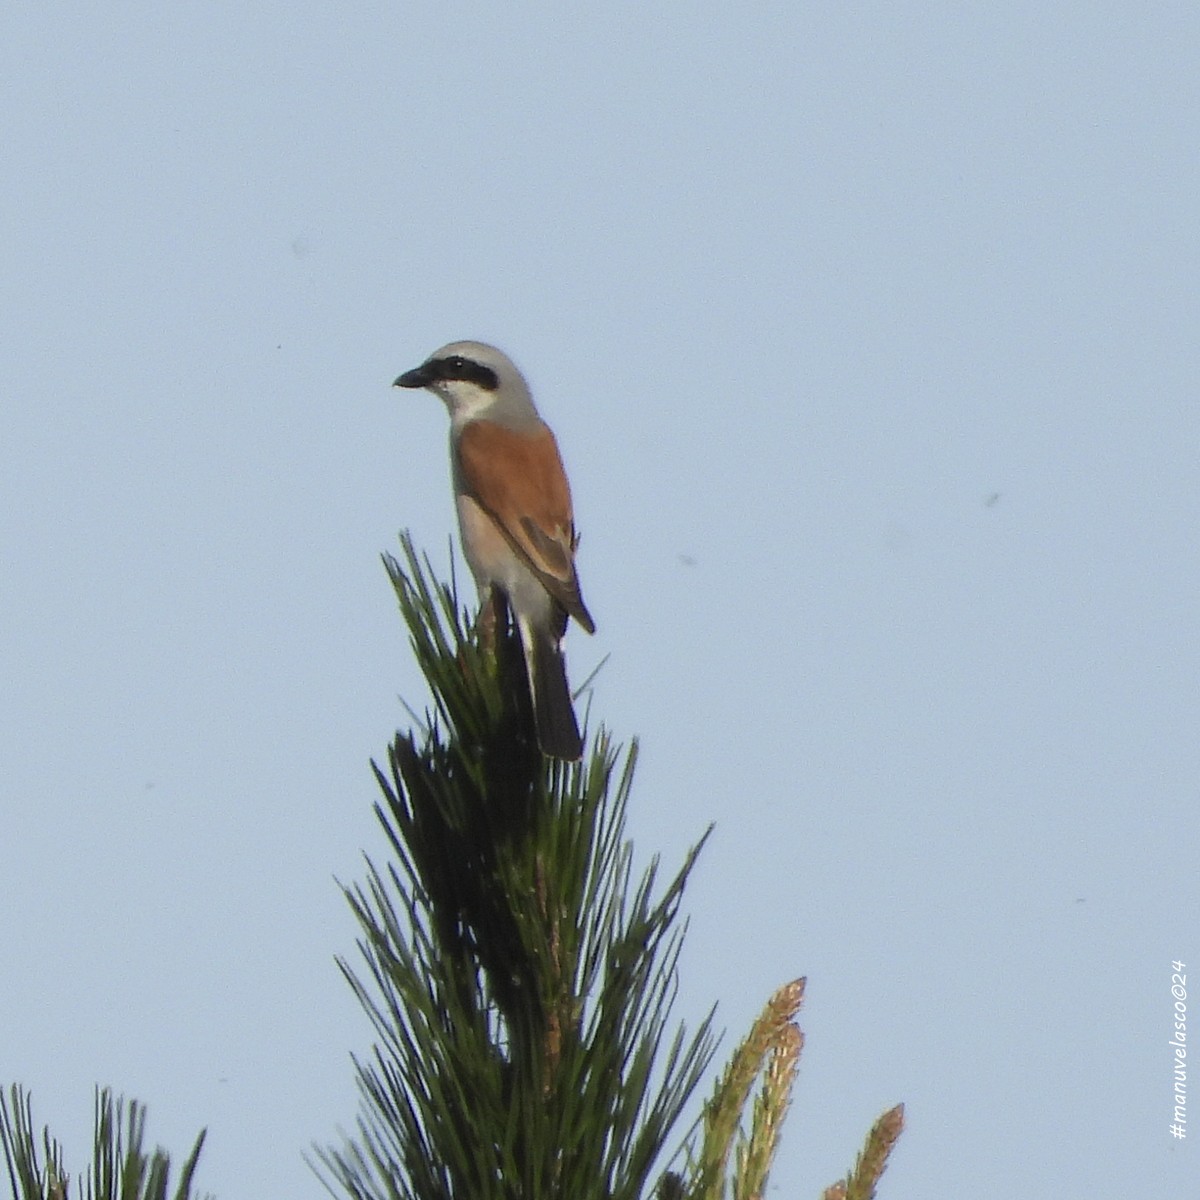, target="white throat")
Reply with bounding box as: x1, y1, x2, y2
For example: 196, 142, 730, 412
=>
436, 382, 499, 430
